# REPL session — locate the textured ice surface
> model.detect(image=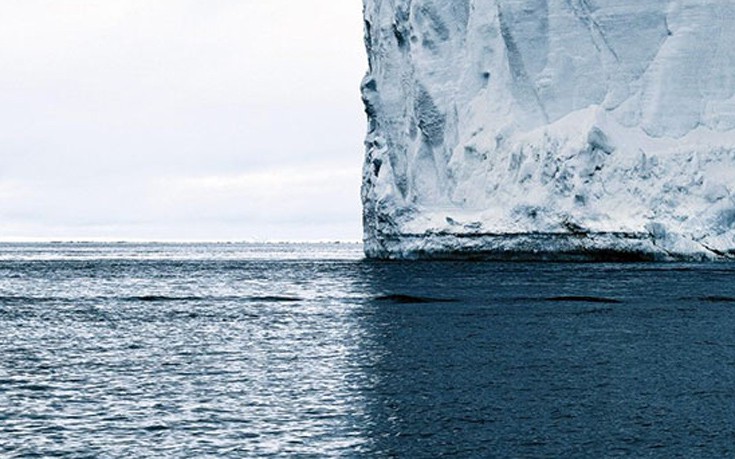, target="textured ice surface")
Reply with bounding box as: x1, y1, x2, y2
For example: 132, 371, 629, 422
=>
362, 0, 735, 260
